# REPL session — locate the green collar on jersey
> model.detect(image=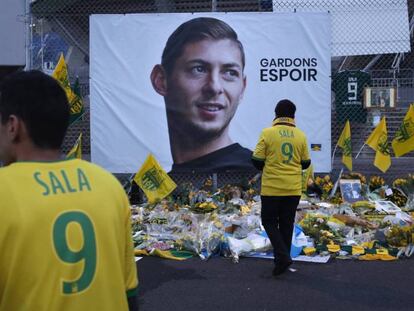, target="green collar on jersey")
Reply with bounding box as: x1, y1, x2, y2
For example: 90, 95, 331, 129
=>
14, 158, 76, 164
272, 117, 296, 127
